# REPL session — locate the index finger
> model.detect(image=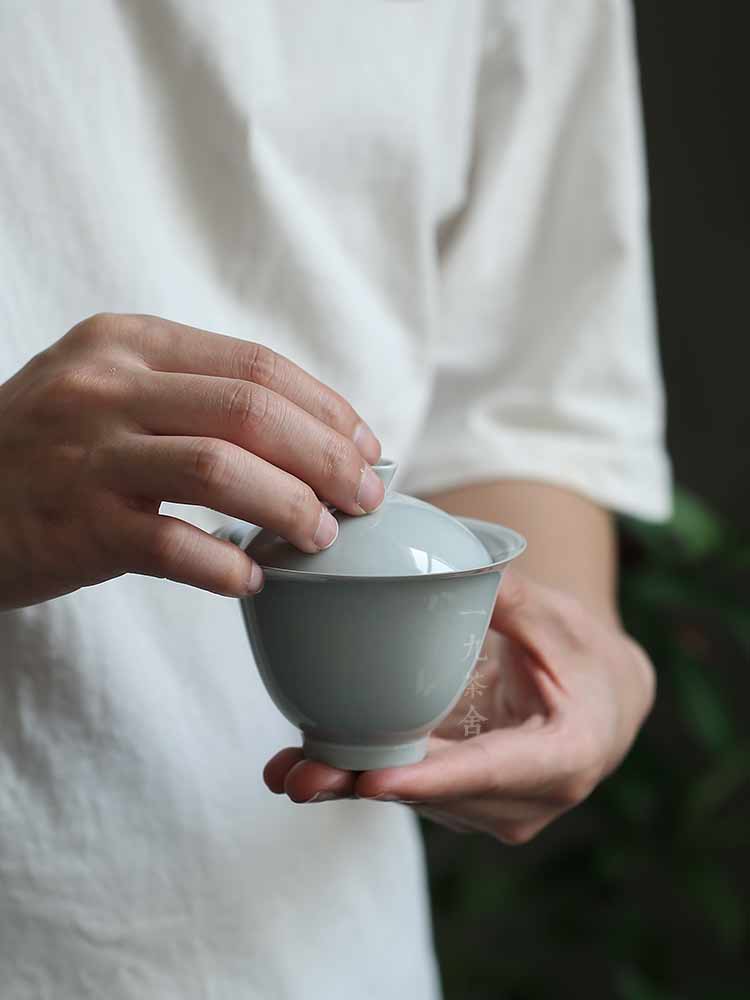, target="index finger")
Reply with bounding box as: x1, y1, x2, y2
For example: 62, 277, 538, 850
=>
123, 313, 381, 463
